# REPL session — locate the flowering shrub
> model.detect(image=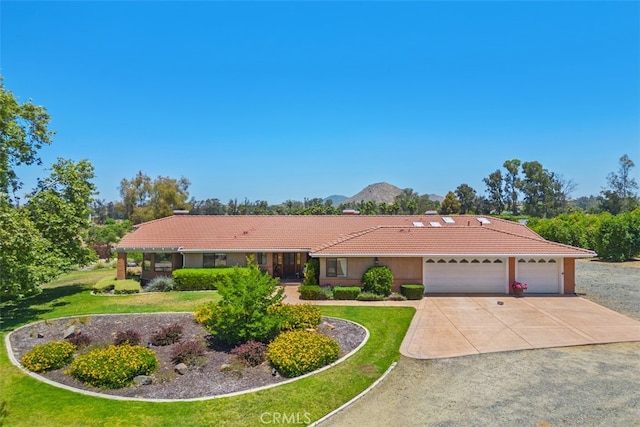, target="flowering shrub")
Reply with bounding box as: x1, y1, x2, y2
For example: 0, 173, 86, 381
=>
68, 344, 158, 389
269, 304, 322, 331
150, 323, 183, 346
194, 302, 215, 324
21, 341, 75, 372
113, 329, 141, 346
267, 330, 340, 377
511, 281, 528, 290
230, 340, 267, 366
170, 340, 206, 366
